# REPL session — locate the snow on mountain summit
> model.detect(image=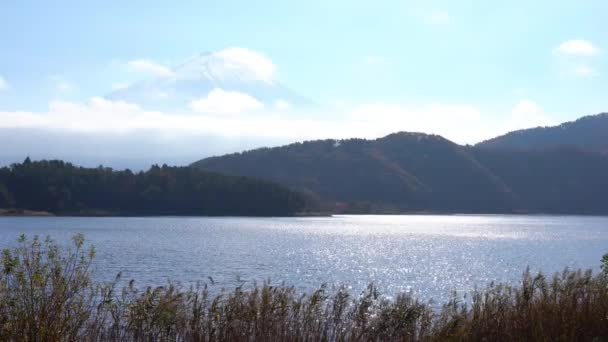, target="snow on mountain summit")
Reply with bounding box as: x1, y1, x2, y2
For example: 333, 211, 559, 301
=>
173, 48, 277, 84
106, 48, 313, 111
